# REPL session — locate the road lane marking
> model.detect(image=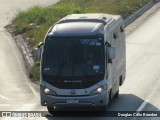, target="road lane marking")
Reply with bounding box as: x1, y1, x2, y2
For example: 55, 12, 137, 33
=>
136, 80, 159, 112
136, 100, 149, 112
5, 30, 39, 97
0, 95, 10, 101
132, 79, 160, 120
15, 99, 39, 111
16, 104, 36, 111
28, 84, 38, 97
